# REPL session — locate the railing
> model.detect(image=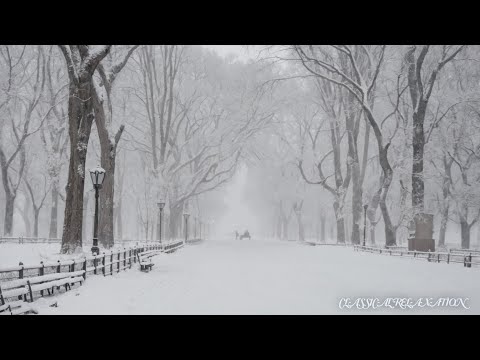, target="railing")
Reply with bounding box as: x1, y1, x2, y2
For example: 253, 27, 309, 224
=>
0, 236, 62, 244
0, 240, 187, 303
354, 245, 480, 268
305, 241, 354, 247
